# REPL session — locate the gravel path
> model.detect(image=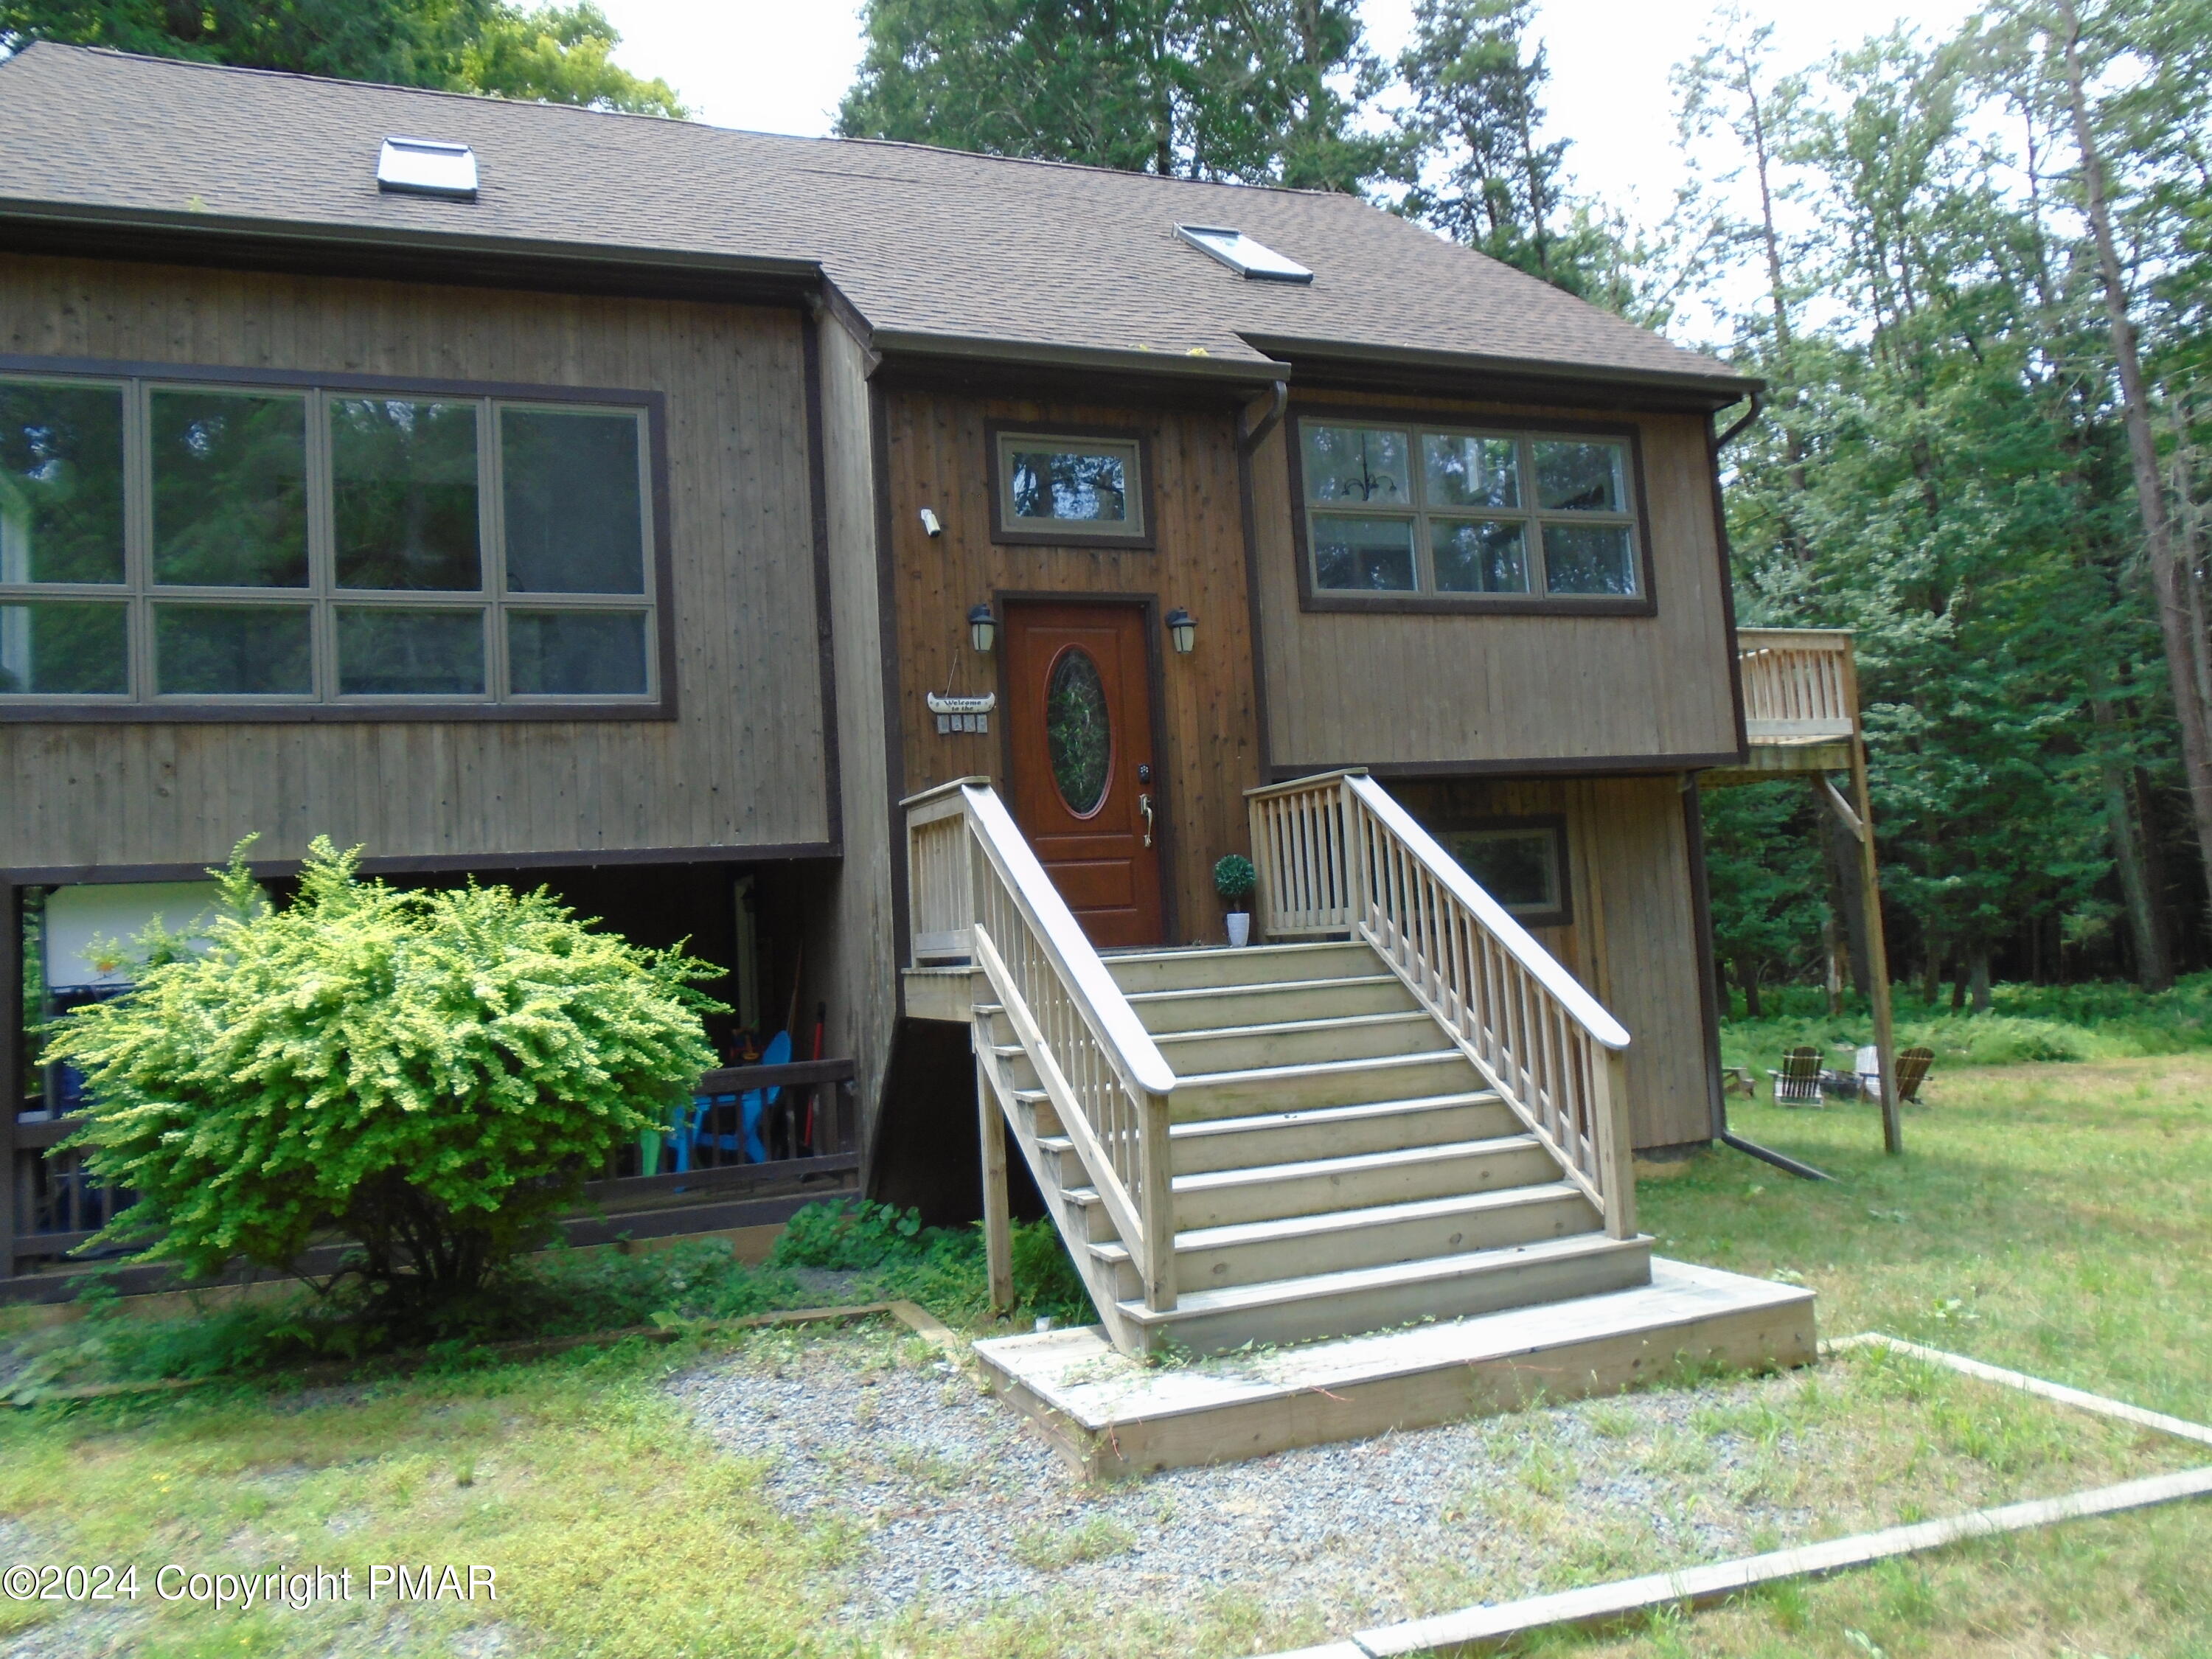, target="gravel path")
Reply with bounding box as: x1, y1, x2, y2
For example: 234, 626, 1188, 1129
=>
673, 1323, 1816, 1631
